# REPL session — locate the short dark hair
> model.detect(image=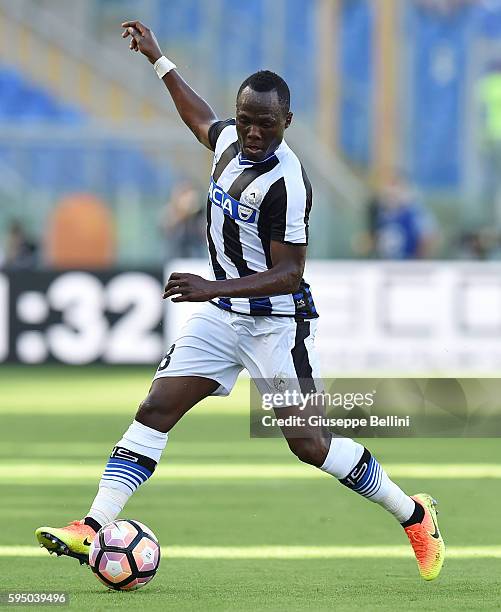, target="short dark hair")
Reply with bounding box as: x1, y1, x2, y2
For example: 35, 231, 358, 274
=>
237, 70, 290, 115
